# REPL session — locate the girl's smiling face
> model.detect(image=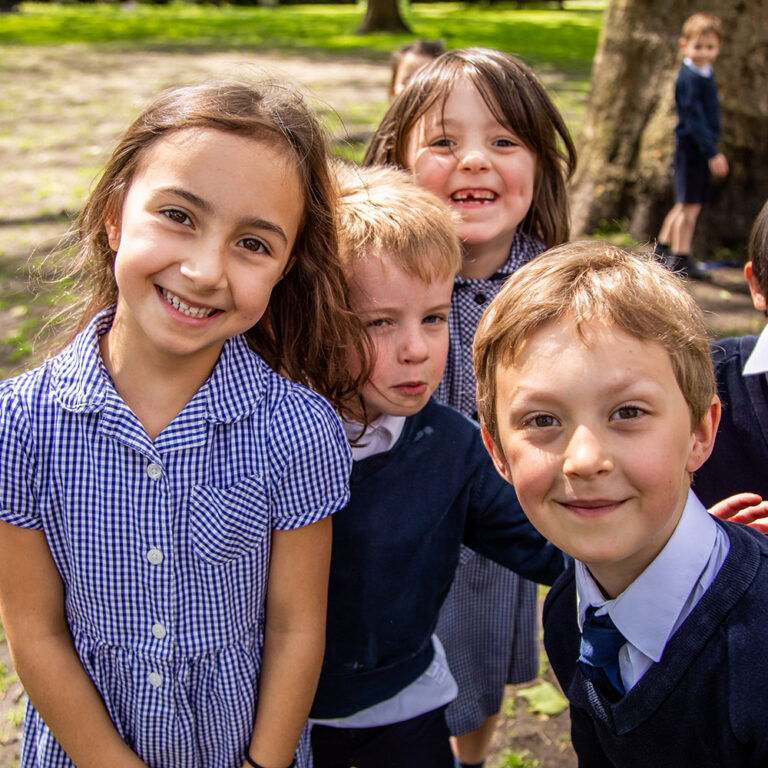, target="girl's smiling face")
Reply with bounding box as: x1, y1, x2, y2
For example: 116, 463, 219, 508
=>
105, 127, 302, 377
405, 78, 536, 268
